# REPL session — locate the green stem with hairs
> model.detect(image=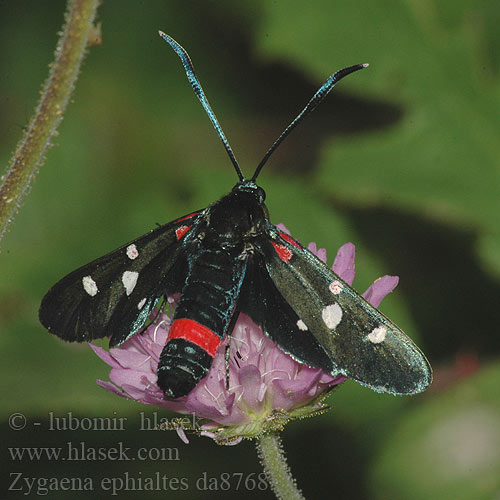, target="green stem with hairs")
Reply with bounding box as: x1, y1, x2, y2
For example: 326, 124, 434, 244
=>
0, 0, 101, 245
256, 432, 306, 500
